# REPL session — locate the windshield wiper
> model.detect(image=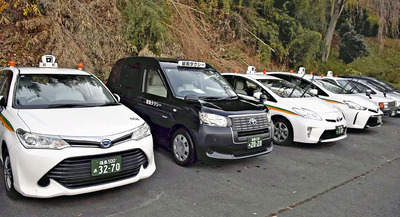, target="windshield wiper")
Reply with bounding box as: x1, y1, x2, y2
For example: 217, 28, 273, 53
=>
199, 96, 225, 100
47, 104, 95, 108
98, 102, 120, 106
